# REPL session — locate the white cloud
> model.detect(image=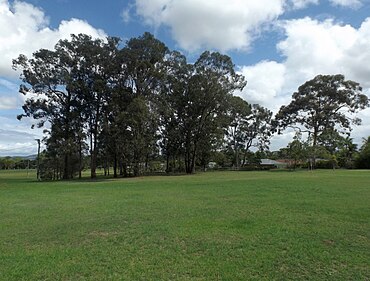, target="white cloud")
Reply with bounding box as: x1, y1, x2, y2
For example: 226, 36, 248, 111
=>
0, 0, 107, 78
329, 0, 362, 8
0, 0, 106, 155
238, 17, 370, 149
278, 17, 370, 88
341, 18, 370, 87
236, 61, 287, 112
135, 0, 285, 52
